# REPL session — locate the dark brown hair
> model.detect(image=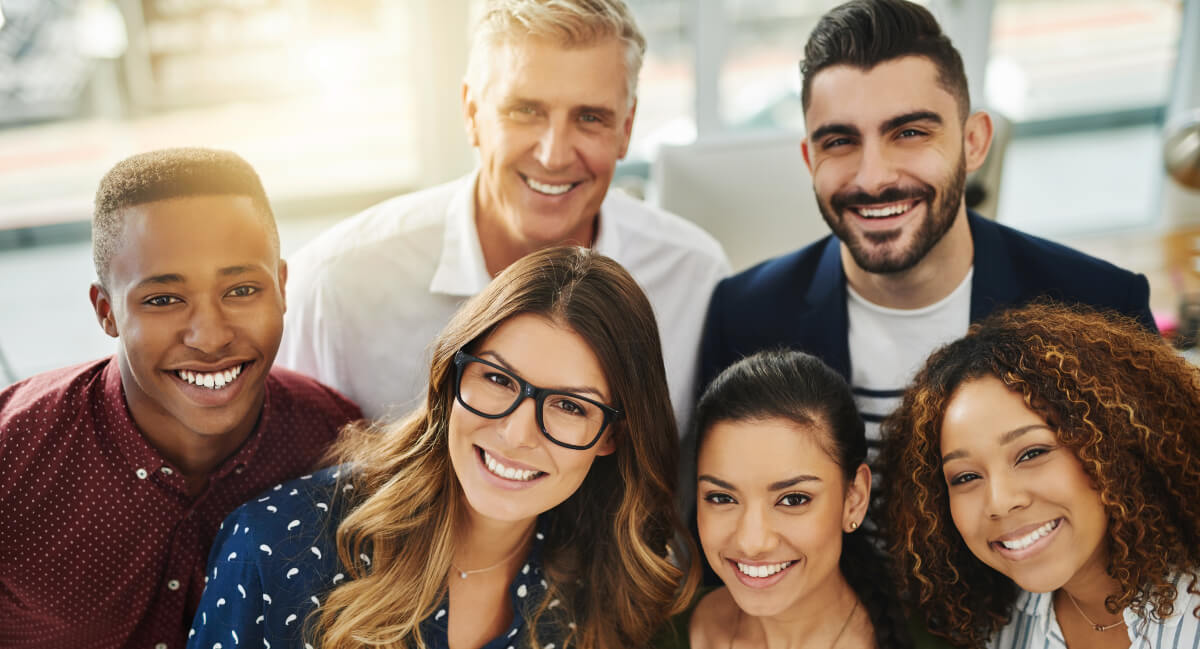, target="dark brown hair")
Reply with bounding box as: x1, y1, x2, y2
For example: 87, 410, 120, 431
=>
800, 0, 970, 120
882, 301, 1200, 647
